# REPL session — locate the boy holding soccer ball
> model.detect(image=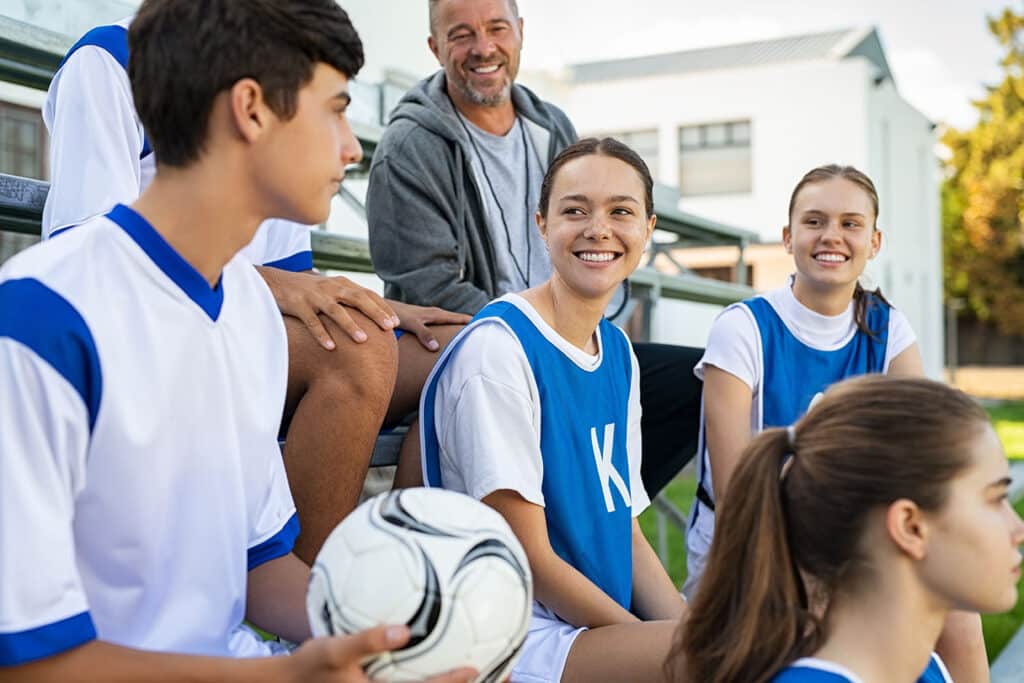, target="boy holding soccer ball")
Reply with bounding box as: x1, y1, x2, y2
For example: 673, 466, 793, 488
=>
0, 1, 472, 681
